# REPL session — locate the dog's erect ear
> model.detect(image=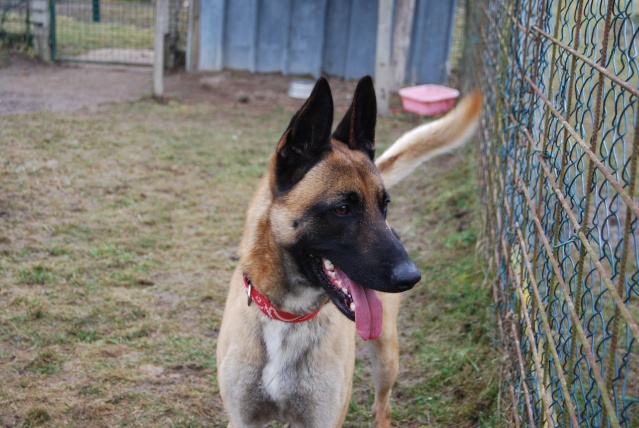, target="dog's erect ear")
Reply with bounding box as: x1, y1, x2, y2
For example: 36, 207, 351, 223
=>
275, 77, 334, 193
332, 75, 377, 160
